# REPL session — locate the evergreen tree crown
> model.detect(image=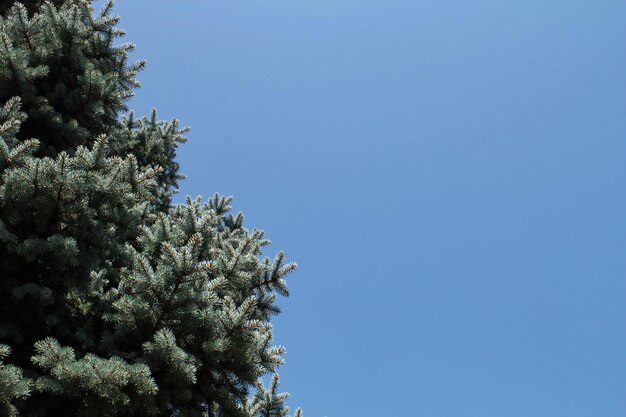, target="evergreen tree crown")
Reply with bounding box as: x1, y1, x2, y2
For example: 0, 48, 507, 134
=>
0, 2, 302, 416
